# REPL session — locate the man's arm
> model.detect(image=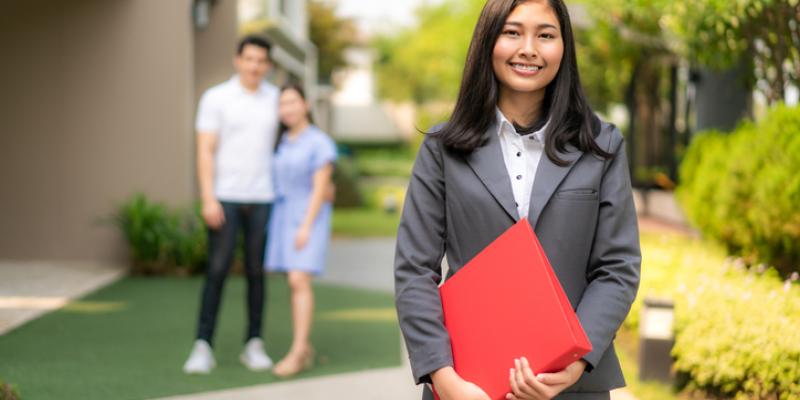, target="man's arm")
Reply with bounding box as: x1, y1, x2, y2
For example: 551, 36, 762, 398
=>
197, 132, 224, 229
